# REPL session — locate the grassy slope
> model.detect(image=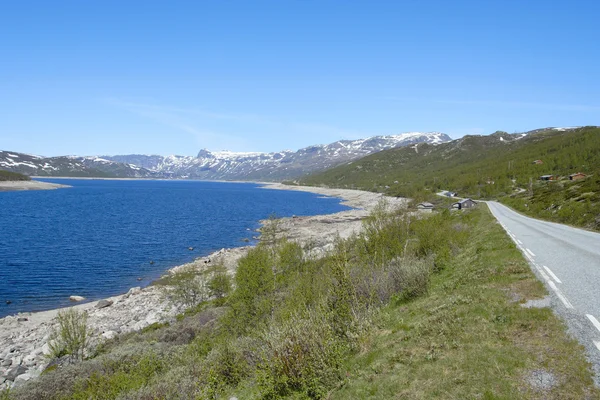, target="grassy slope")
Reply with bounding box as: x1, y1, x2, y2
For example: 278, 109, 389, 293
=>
0, 170, 31, 181
331, 206, 598, 399
299, 127, 600, 230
